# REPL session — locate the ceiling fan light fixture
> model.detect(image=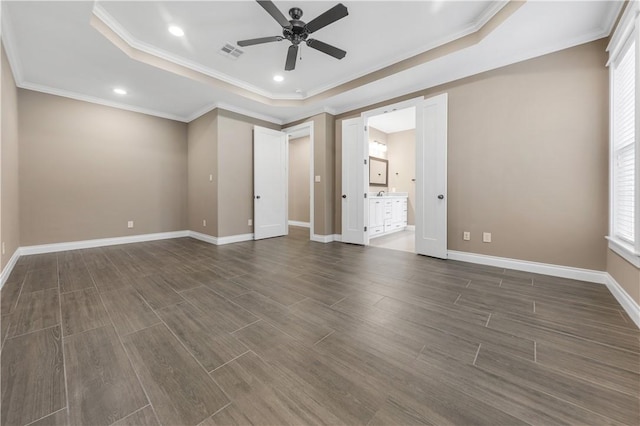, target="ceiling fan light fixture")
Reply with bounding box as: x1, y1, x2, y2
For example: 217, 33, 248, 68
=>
168, 25, 185, 37
273, 74, 284, 82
